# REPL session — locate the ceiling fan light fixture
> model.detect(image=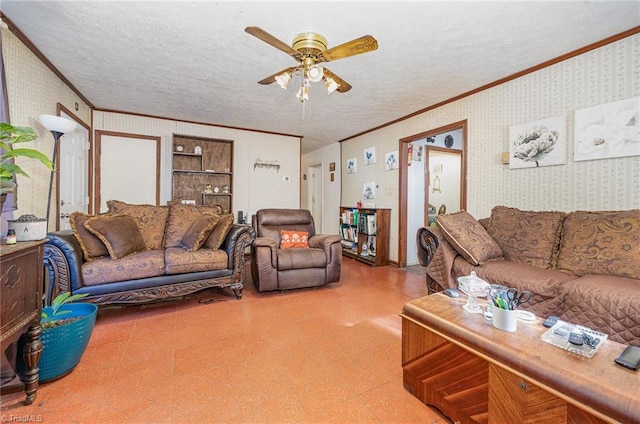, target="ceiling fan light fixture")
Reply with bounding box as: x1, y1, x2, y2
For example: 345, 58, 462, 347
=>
296, 84, 309, 103
275, 72, 292, 89
306, 65, 324, 83
325, 77, 339, 94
